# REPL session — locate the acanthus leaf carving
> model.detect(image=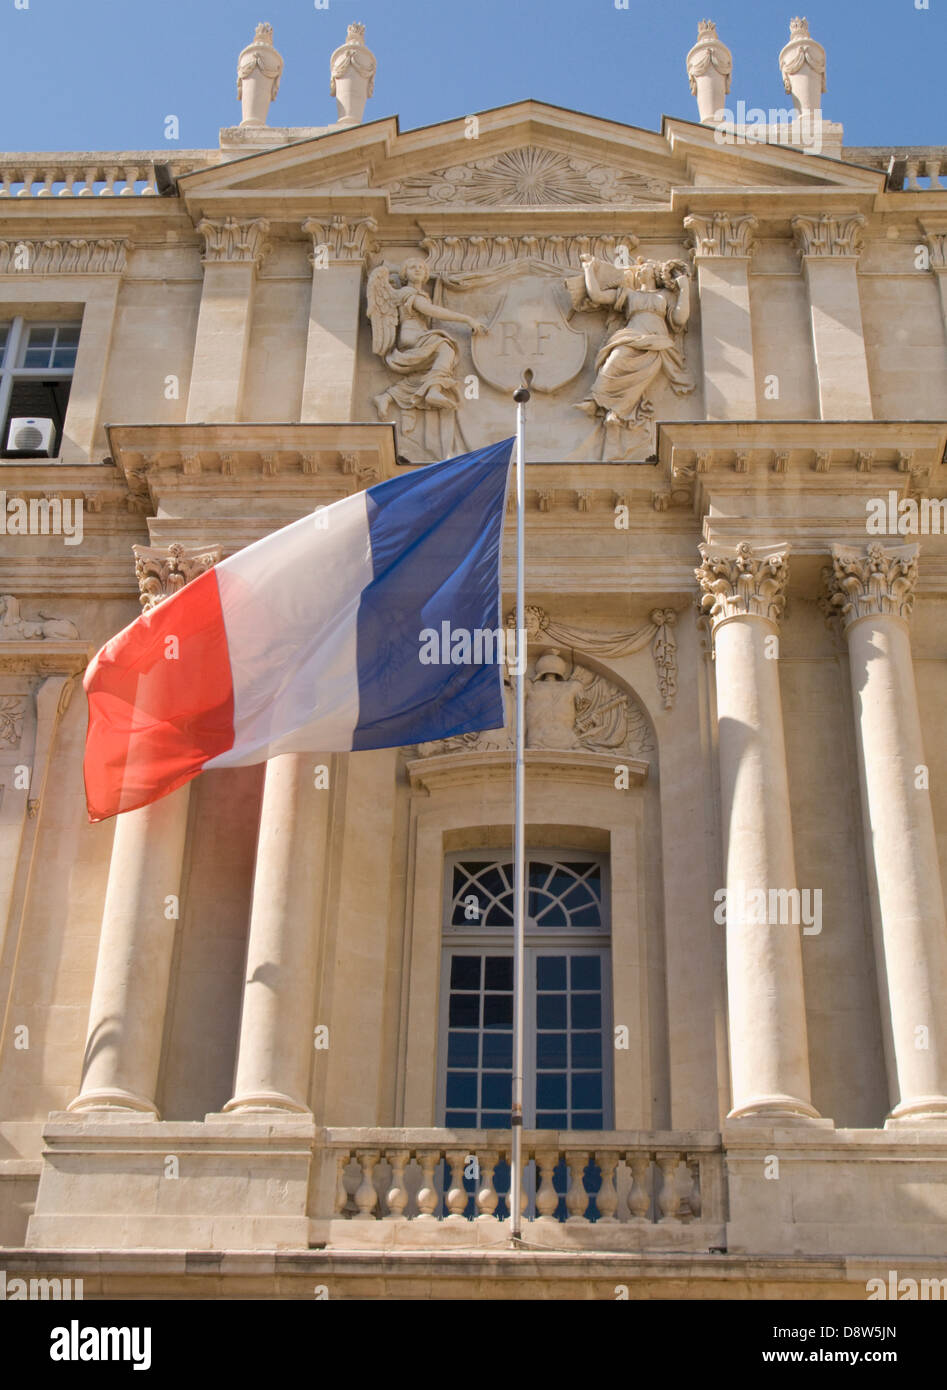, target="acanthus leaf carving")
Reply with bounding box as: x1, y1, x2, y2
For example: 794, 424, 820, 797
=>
684, 213, 758, 259
0, 695, 25, 748
418, 233, 639, 279
197, 217, 270, 268
303, 215, 379, 263
695, 541, 791, 628
792, 213, 865, 259
821, 542, 919, 628
0, 237, 127, 275
133, 542, 222, 611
